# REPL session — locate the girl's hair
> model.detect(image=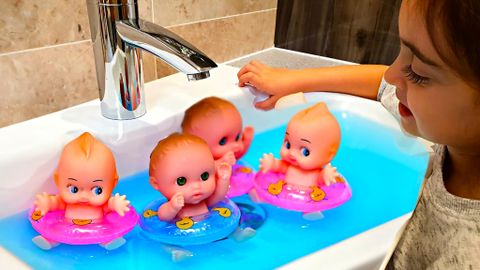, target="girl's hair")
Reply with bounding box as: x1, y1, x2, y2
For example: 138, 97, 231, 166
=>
415, 0, 480, 85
